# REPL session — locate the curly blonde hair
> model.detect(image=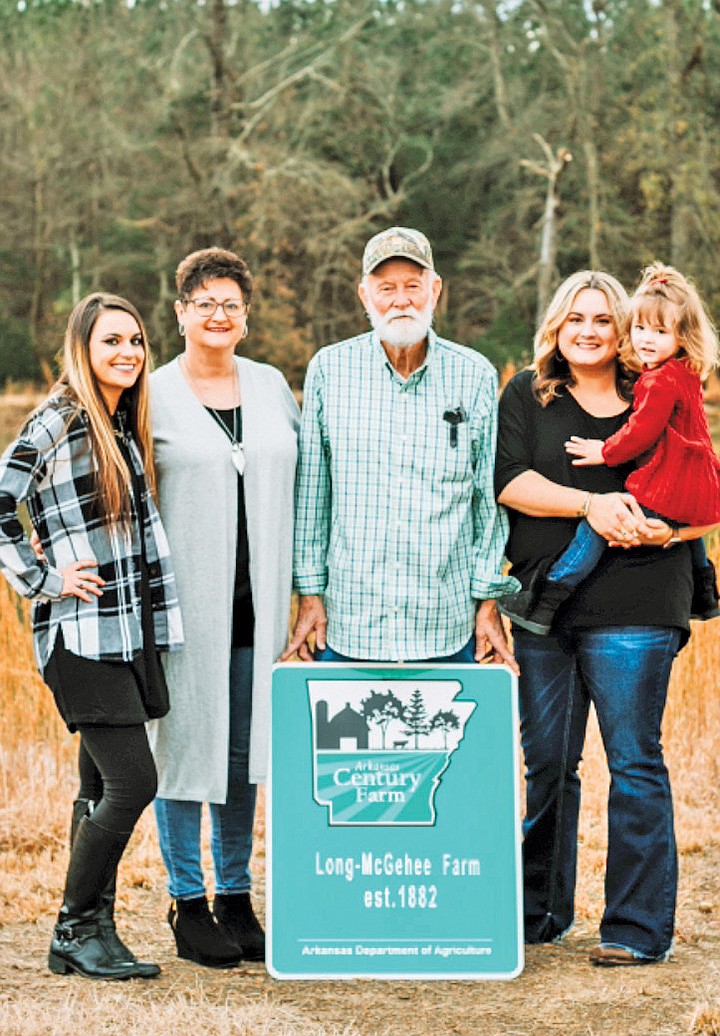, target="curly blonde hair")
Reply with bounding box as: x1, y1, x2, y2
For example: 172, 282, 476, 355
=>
620, 262, 719, 380
532, 270, 634, 406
